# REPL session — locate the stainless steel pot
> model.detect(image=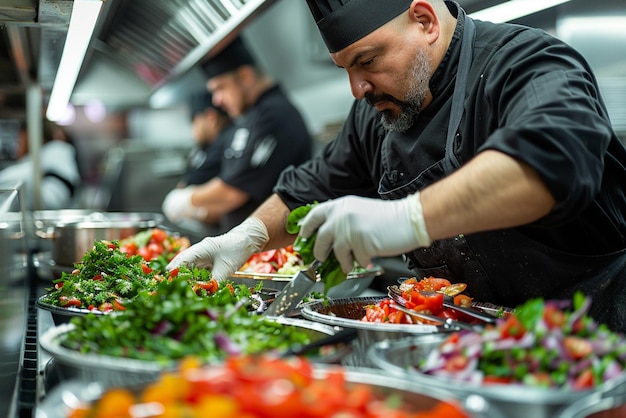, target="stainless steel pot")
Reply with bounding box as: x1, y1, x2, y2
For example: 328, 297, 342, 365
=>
46, 212, 164, 267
